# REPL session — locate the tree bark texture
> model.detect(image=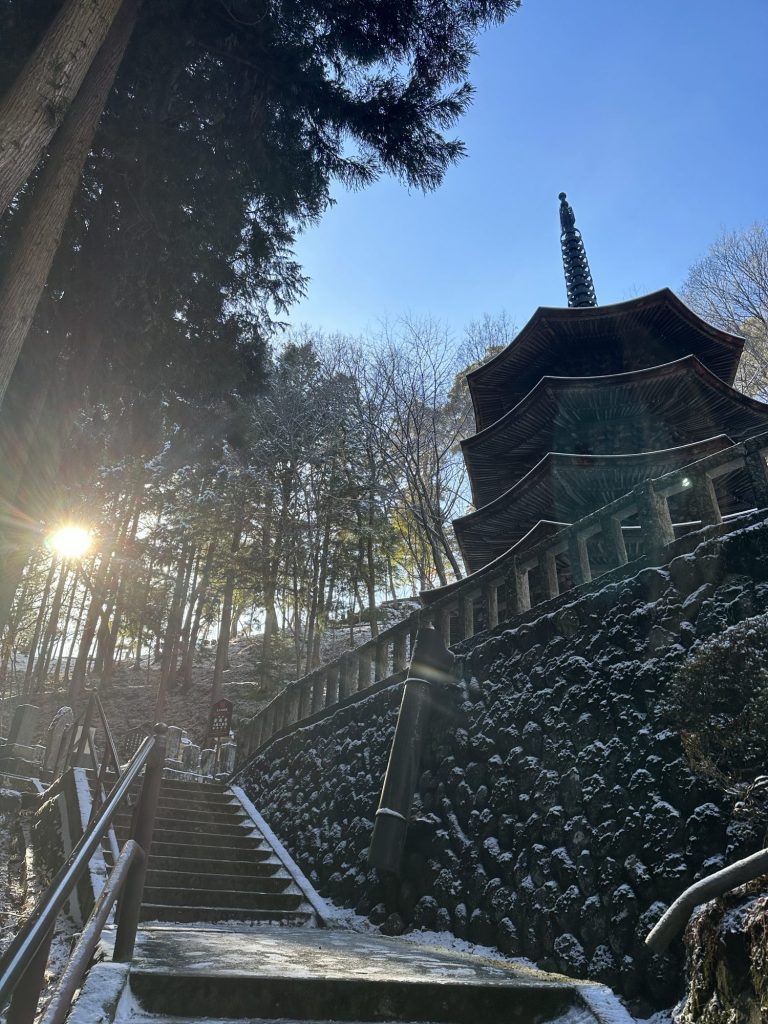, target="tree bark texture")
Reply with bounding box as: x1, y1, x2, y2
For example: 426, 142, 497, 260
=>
0, 0, 126, 215
0, 0, 141, 406
211, 521, 242, 705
